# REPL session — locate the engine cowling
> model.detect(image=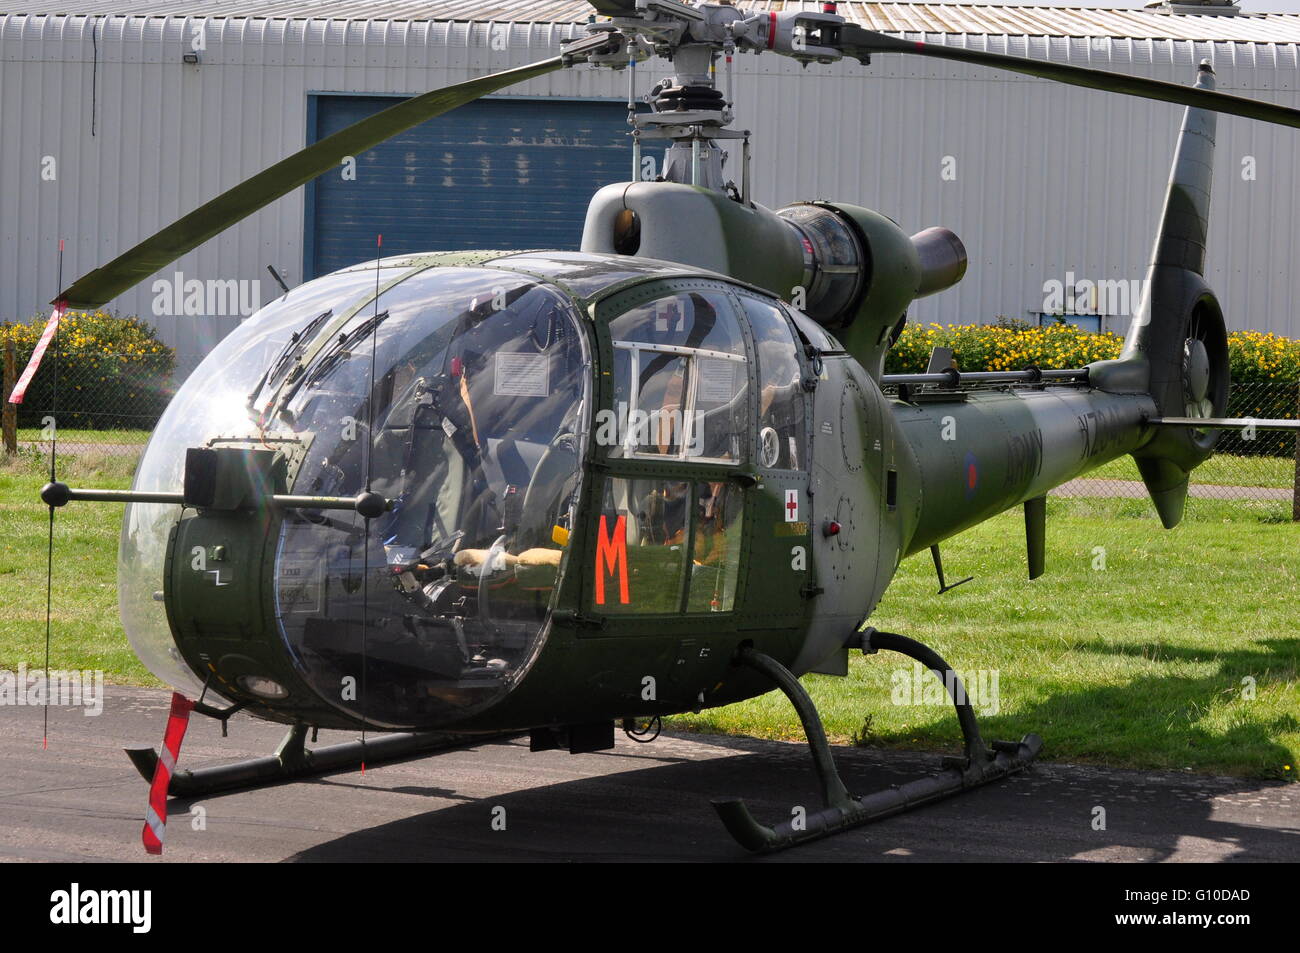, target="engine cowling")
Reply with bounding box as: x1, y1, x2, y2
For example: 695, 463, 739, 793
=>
777, 202, 967, 377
